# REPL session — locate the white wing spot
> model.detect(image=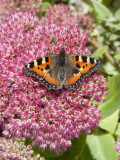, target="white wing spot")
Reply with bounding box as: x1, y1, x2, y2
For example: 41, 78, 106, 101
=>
34, 60, 37, 66
27, 64, 30, 68
94, 59, 97, 63
42, 58, 46, 64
